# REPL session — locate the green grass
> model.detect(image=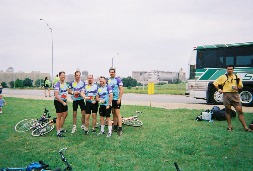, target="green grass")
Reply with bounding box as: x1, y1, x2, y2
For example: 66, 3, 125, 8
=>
123, 83, 186, 95
0, 97, 252, 171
